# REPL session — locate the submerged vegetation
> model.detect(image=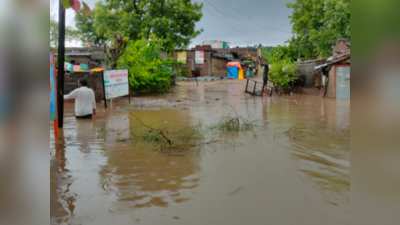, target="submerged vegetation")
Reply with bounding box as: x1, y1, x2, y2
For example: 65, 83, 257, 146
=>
208, 116, 255, 132
284, 123, 316, 141
97, 106, 256, 153
208, 105, 256, 132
